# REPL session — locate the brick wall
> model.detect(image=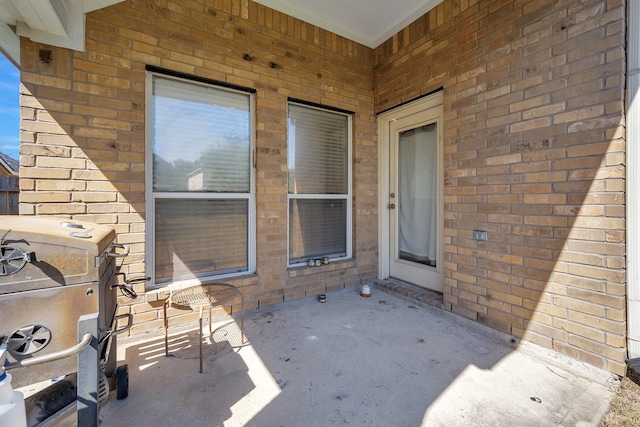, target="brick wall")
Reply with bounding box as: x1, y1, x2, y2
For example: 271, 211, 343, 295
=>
374, 0, 627, 374
19, 0, 378, 335
18, 0, 629, 375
